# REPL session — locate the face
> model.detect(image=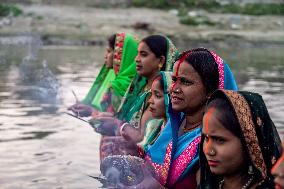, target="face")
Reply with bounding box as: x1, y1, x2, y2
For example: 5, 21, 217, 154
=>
135, 42, 163, 78
170, 61, 207, 114
272, 142, 284, 189
104, 46, 113, 68
148, 78, 166, 119
202, 107, 247, 176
